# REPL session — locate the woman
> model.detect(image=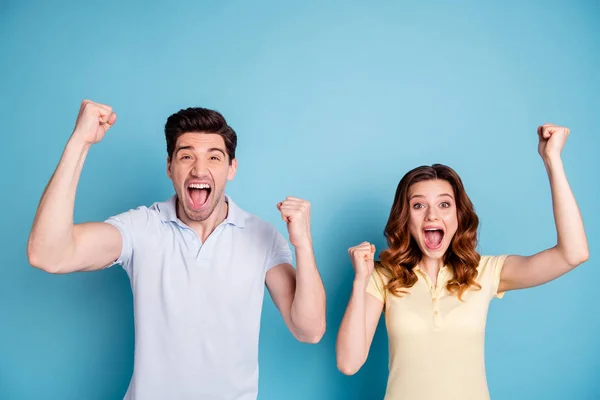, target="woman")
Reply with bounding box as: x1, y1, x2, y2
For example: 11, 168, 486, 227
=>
336, 124, 589, 400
